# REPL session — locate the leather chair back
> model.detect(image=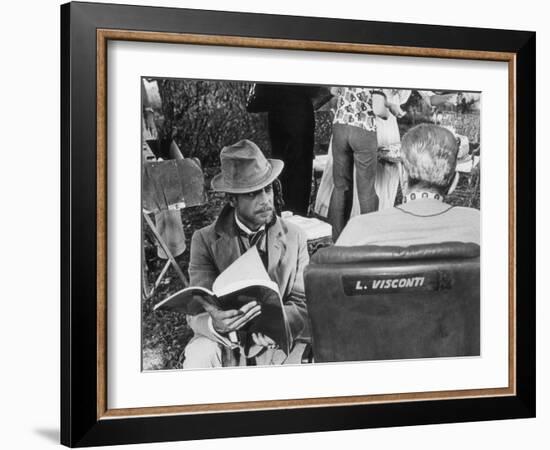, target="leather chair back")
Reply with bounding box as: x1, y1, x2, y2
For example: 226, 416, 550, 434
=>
304, 242, 480, 362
